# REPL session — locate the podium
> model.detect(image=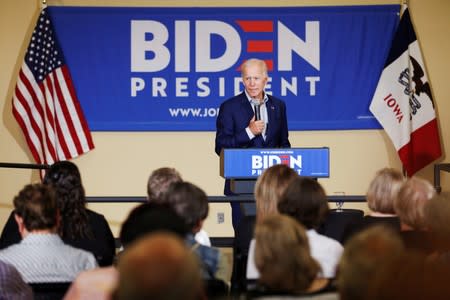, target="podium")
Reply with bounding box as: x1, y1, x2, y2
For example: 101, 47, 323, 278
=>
220, 147, 330, 194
